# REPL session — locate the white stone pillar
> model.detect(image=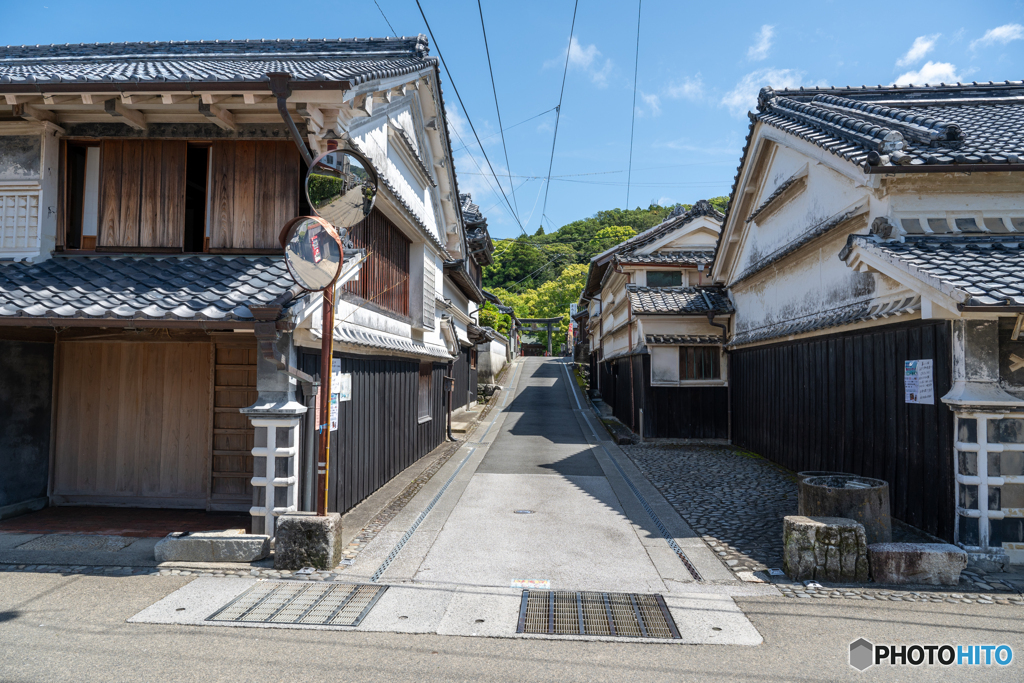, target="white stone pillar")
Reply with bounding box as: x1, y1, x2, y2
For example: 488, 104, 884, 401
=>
245, 411, 303, 537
